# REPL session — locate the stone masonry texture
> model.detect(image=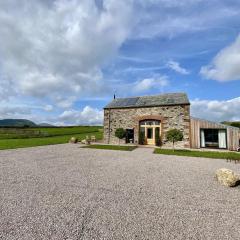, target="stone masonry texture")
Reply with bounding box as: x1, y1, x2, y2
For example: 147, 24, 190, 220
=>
104, 104, 190, 148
